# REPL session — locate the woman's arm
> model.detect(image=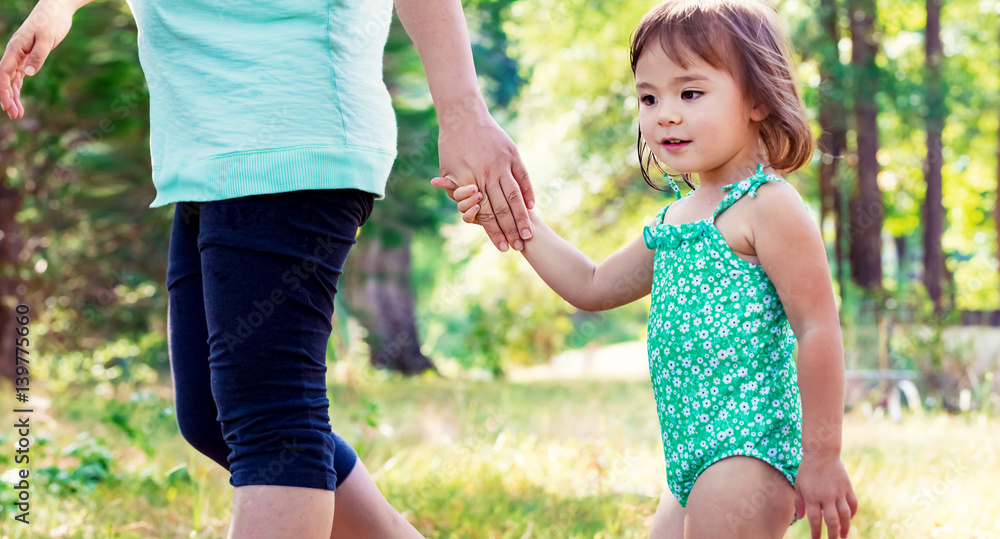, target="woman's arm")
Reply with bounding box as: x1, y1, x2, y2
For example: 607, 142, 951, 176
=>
751, 181, 858, 539
393, 0, 535, 254
1, 0, 95, 119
